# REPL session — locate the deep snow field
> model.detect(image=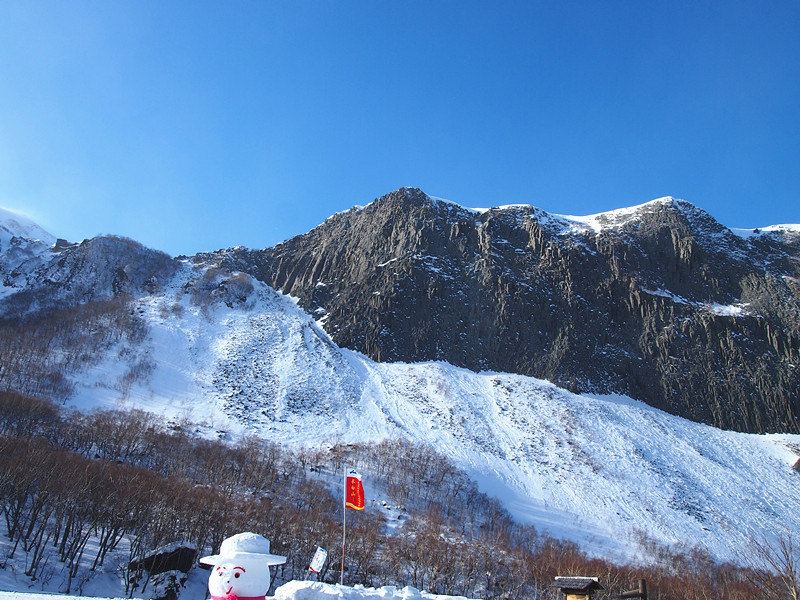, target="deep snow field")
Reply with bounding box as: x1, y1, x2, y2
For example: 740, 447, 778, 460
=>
56, 261, 800, 565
